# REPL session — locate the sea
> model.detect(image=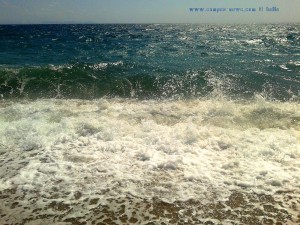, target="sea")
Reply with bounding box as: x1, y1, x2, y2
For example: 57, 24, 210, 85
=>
0, 24, 299, 225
